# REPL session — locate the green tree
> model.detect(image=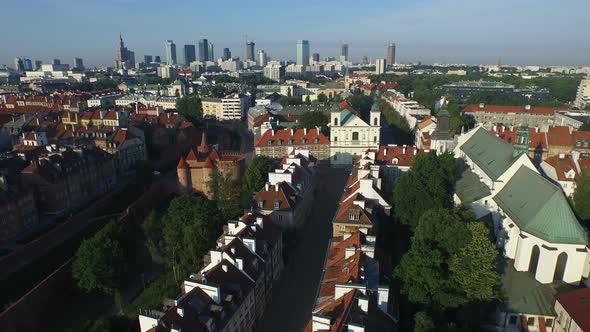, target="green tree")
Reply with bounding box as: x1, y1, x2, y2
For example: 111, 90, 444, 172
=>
73, 223, 126, 295
449, 222, 500, 302
175, 95, 202, 124
317, 92, 328, 103
573, 171, 590, 225
396, 208, 470, 308
305, 95, 312, 105
161, 194, 223, 276
348, 94, 371, 119
144, 211, 165, 264
393, 152, 457, 229
210, 169, 244, 220
298, 111, 328, 129
243, 156, 276, 196
378, 99, 412, 144
579, 122, 590, 131
414, 311, 434, 332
